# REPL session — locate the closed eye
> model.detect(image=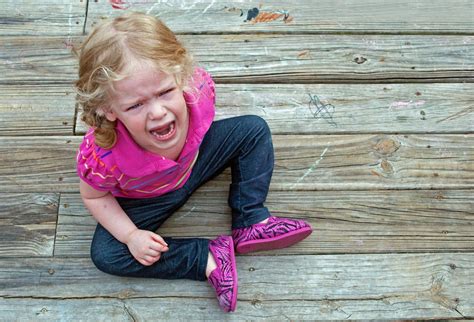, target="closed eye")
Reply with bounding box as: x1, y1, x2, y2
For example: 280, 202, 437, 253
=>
159, 87, 175, 97
126, 102, 142, 111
